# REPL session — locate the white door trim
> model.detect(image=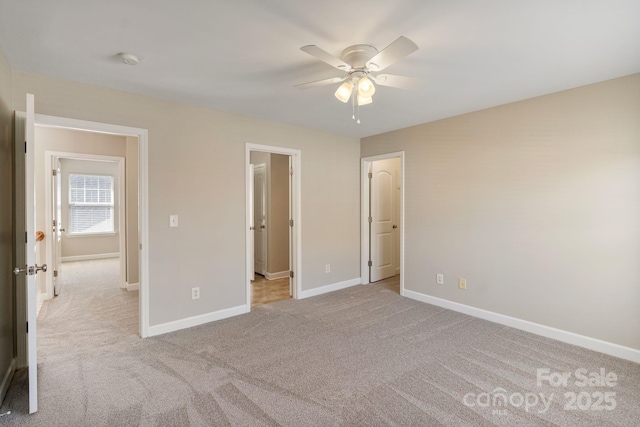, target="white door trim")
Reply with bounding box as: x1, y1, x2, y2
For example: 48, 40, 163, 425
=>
361, 152, 405, 295
245, 143, 301, 309
44, 151, 126, 298
34, 114, 150, 338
